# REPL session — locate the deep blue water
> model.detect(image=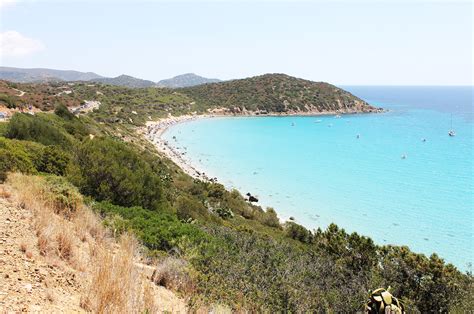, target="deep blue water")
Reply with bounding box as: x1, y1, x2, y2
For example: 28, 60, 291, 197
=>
163, 86, 473, 271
